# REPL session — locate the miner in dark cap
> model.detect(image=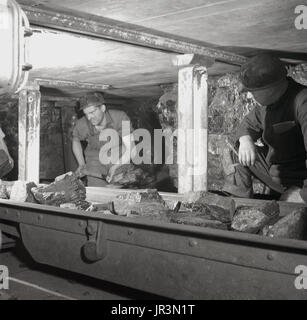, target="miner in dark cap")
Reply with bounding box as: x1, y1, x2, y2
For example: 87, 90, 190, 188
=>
223, 54, 307, 202
72, 92, 135, 187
